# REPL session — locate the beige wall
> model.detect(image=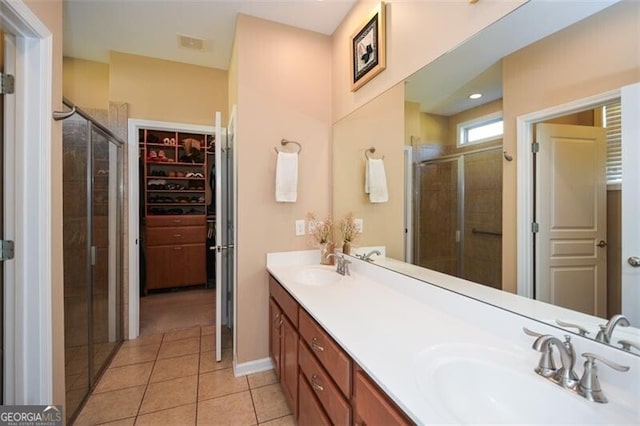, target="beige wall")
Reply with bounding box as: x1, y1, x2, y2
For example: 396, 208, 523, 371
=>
331, 0, 525, 122
404, 101, 420, 146
502, 1, 640, 293
333, 84, 405, 259
234, 15, 333, 364
109, 52, 228, 125
63, 57, 109, 109
23, 0, 65, 407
